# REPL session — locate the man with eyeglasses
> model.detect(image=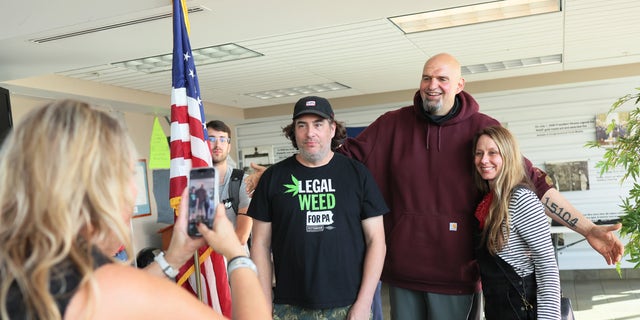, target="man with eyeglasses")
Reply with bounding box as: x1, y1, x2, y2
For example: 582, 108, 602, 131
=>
206, 120, 252, 246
